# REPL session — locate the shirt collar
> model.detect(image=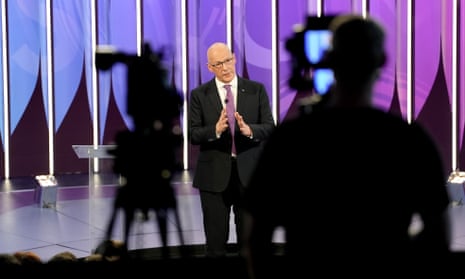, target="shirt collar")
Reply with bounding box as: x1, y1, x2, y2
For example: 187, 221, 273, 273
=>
216, 76, 237, 89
